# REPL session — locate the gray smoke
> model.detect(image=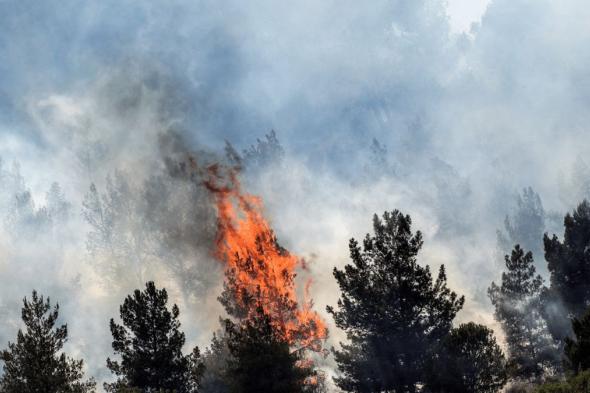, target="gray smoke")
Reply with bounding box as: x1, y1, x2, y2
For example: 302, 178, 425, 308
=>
2, 0, 590, 390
